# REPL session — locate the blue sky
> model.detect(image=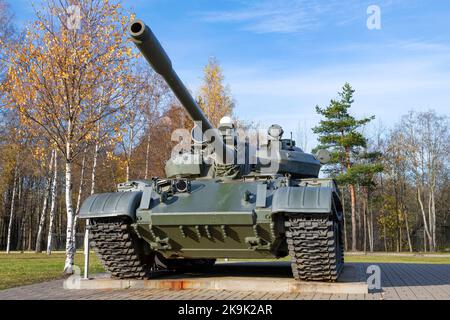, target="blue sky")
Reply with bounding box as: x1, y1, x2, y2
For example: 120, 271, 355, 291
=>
8, 0, 450, 151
